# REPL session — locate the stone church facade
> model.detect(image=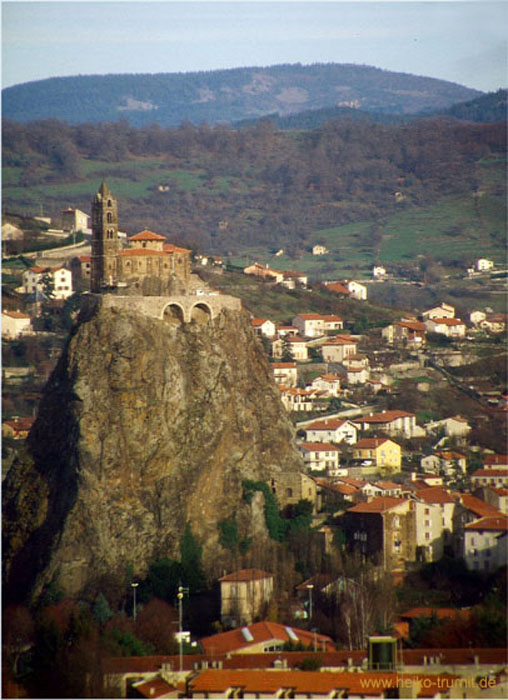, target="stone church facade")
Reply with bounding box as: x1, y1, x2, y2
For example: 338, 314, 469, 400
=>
91, 183, 191, 295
